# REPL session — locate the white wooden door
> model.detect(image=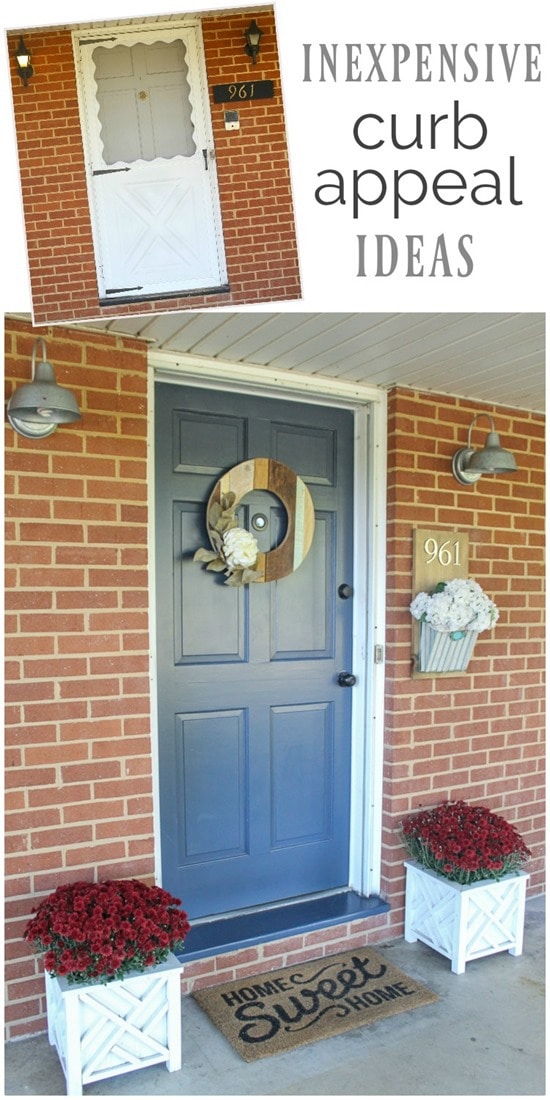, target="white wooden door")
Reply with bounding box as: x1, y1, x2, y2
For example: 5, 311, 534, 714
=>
75, 24, 227, 301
